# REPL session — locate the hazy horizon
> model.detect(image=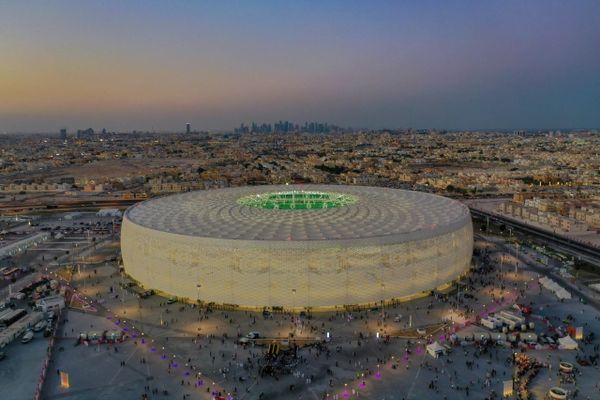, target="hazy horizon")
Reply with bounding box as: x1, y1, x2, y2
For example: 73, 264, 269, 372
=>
2, 126, 599, 136
2, 1, 600, 133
